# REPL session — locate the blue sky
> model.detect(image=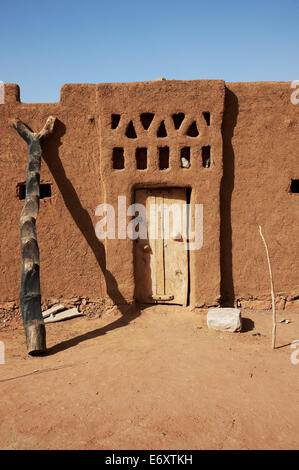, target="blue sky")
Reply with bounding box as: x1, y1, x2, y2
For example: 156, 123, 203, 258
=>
1, 0, 298, 102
